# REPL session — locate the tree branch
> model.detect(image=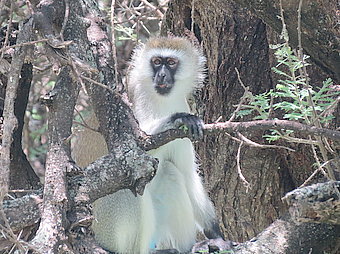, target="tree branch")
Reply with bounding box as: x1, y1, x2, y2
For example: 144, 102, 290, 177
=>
0, 190, 43, 232
233, 211, 340, 253
0, 15, 34, 195
283, 181, 340, 225
142, 119, 340, 151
